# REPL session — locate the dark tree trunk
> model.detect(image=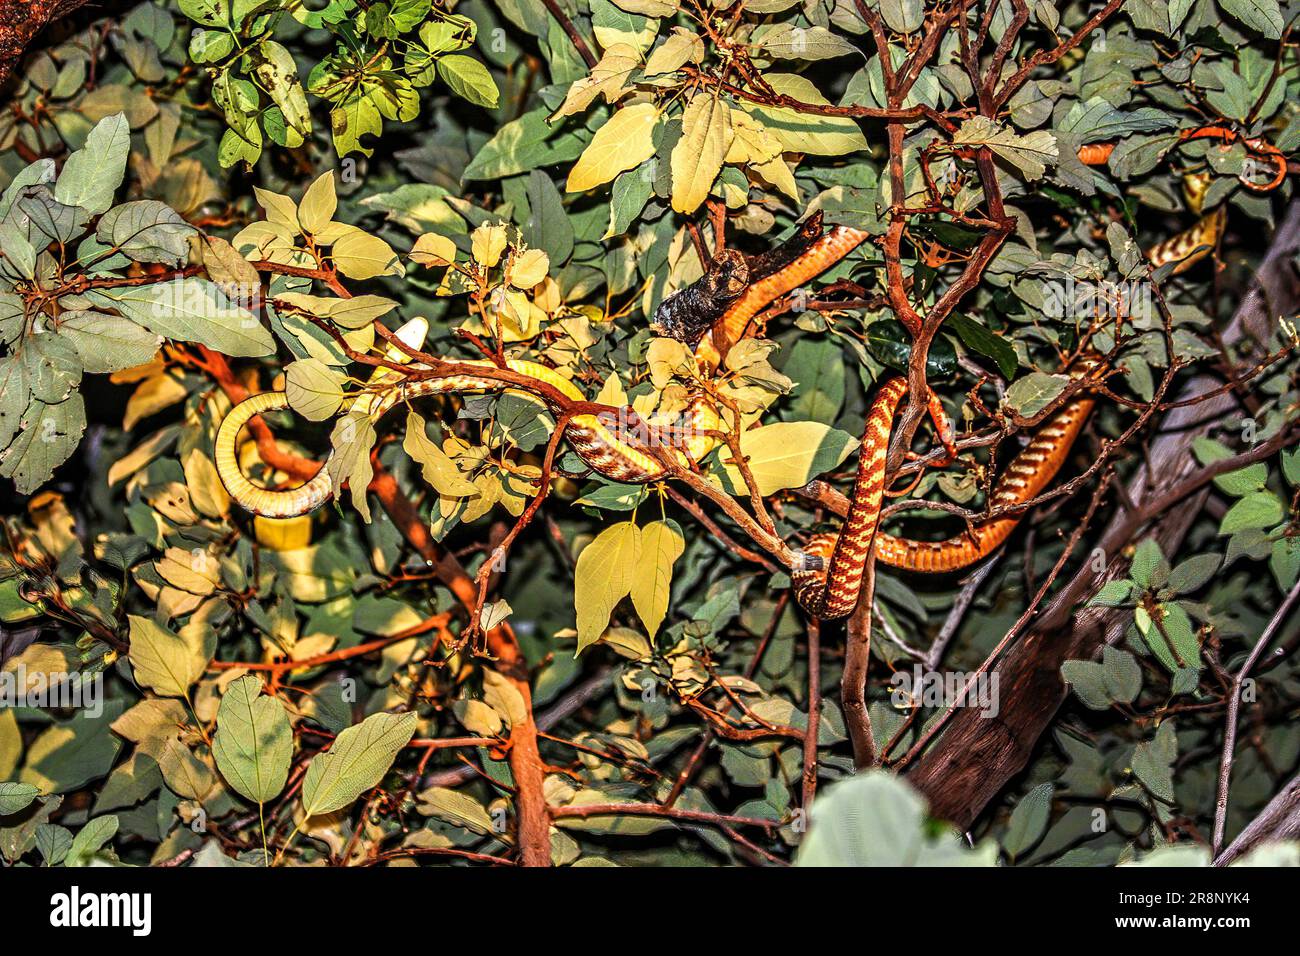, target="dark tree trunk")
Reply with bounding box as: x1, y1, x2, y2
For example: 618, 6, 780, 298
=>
0, 0, 90, 88
907, 201, 1300, 830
